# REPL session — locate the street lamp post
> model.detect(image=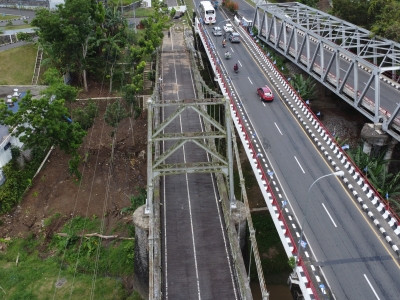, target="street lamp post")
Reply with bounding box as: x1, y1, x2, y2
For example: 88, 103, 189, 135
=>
216, 19, 230, 42
217, 19, 230, 27
296, 170, 344, 265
